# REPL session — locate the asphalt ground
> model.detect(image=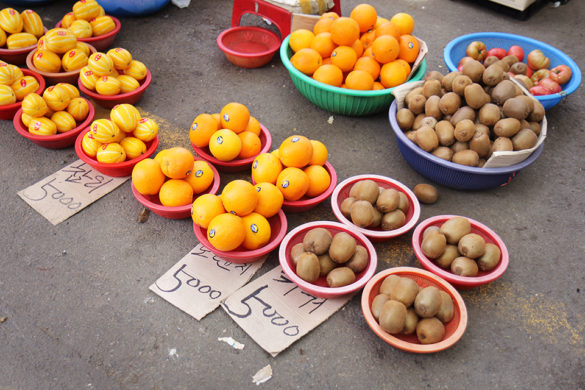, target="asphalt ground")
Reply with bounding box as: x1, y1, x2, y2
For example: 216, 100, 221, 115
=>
0, 0, 584, 389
